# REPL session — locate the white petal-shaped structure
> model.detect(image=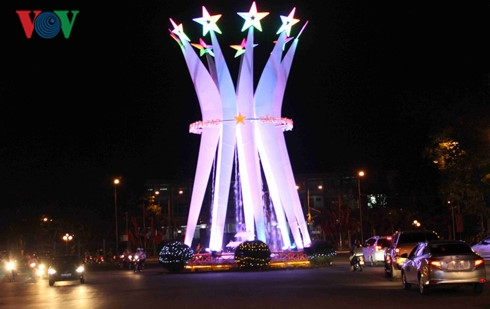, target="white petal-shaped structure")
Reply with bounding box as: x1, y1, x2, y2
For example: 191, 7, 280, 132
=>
171, 4, 312, 252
